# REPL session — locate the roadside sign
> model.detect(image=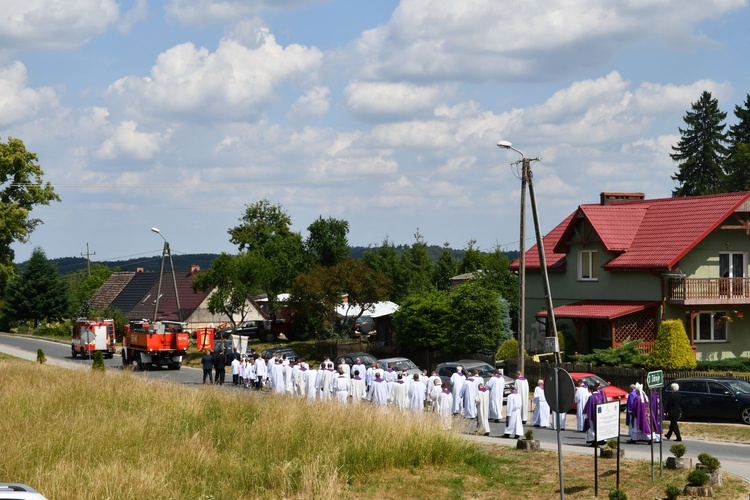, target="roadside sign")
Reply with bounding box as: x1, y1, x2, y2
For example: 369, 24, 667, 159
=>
647, 370, 664, 389
596, 401, 620, 441
544, 367, 575, 413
